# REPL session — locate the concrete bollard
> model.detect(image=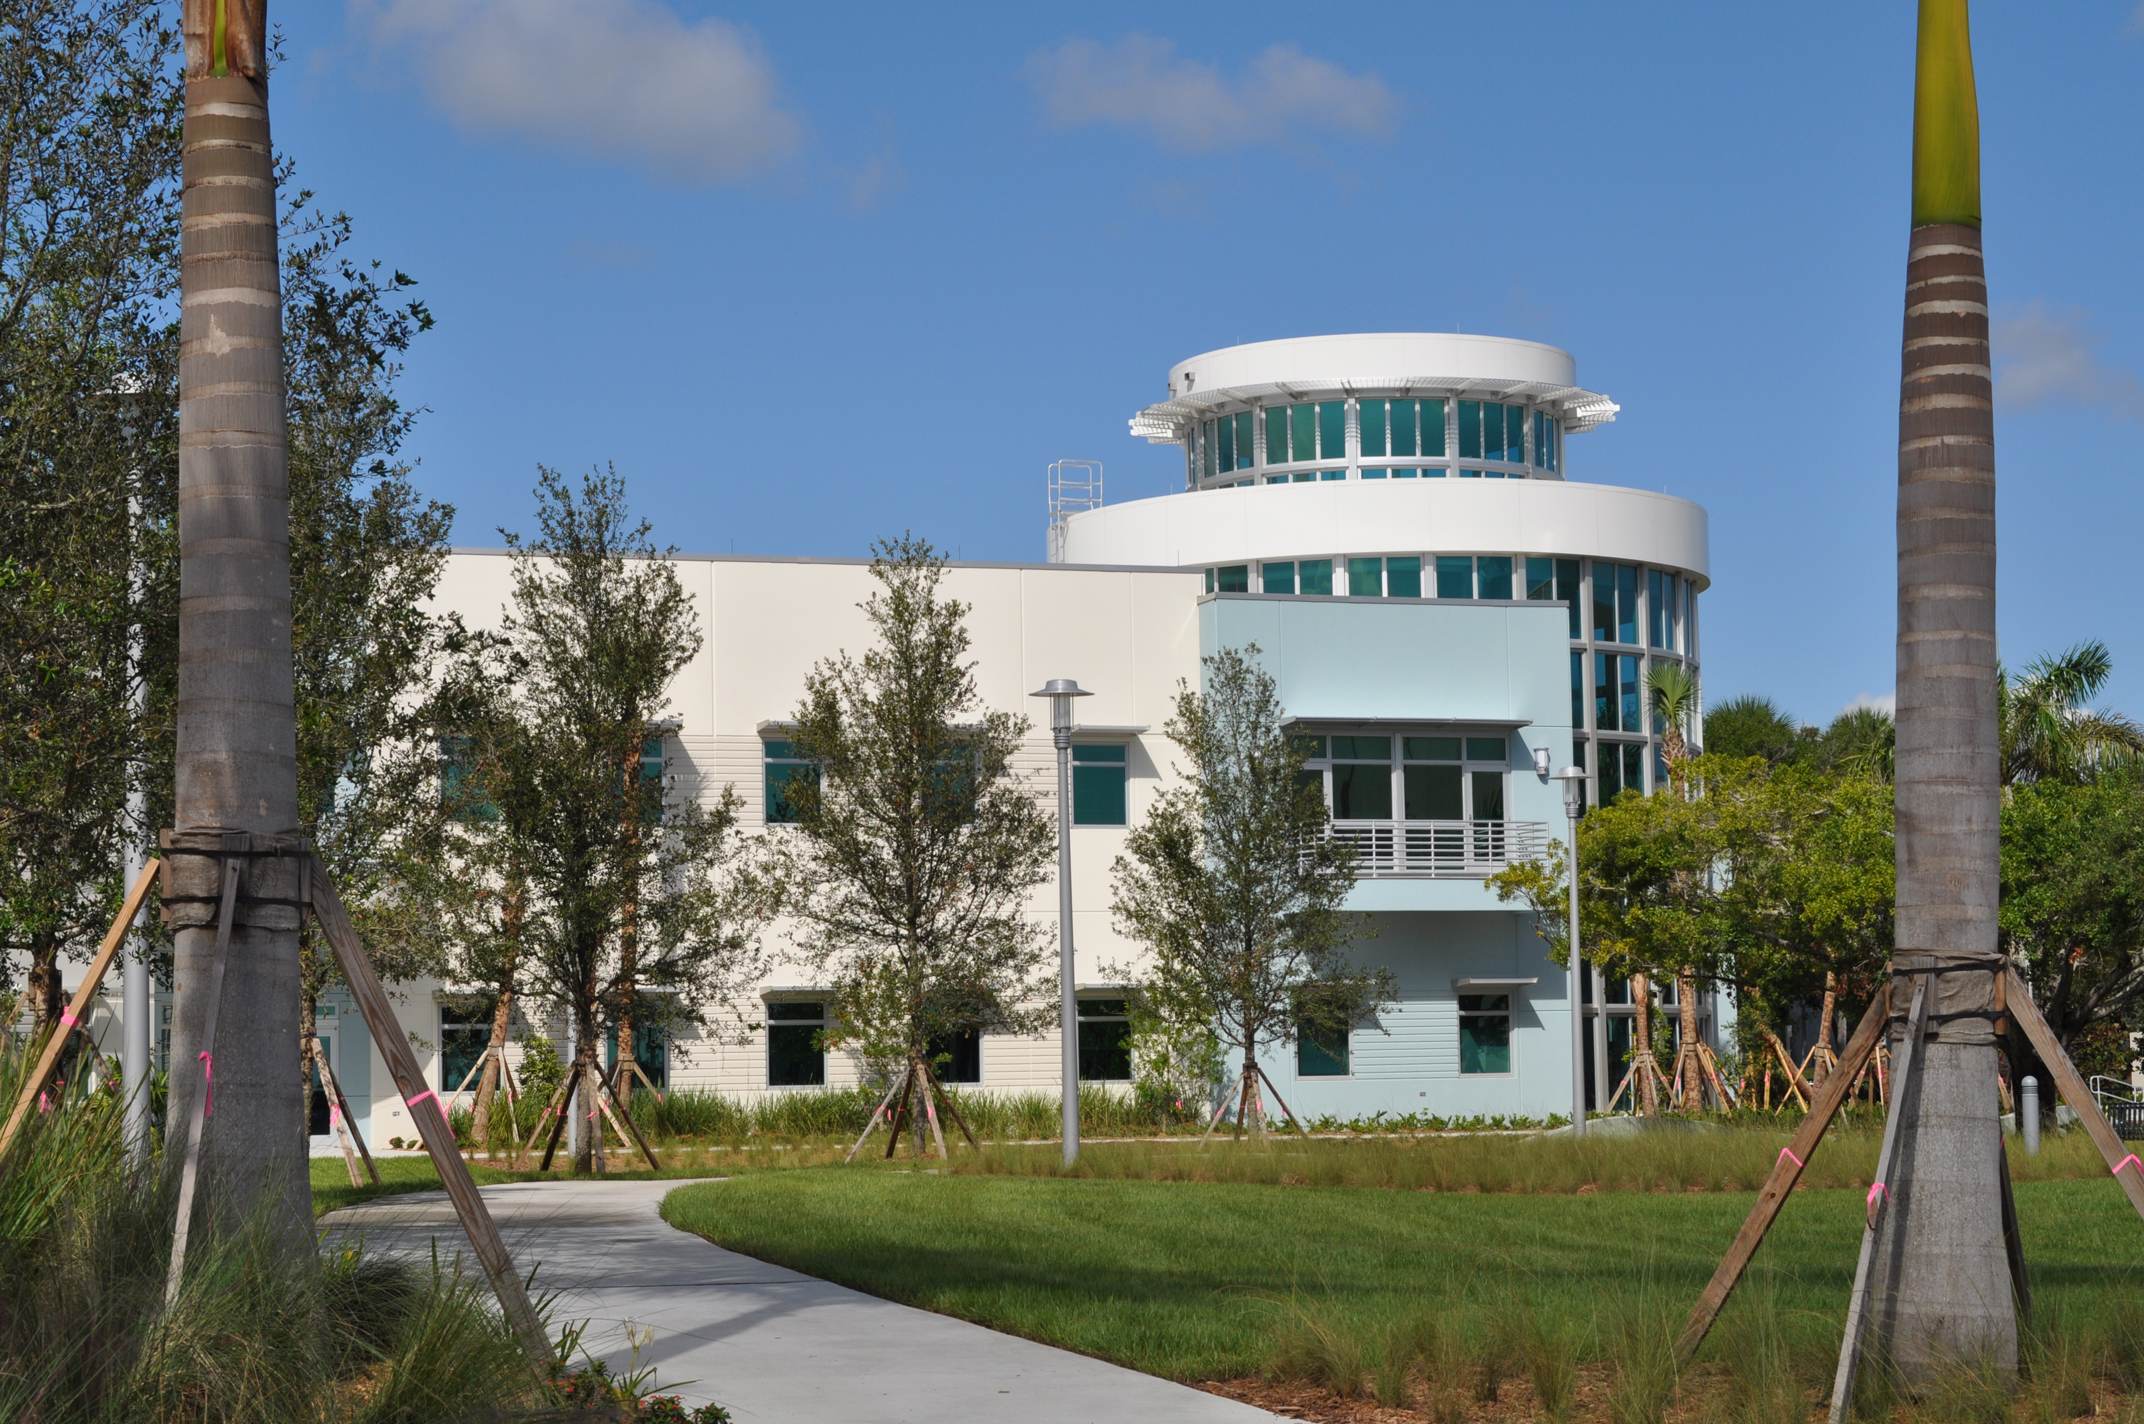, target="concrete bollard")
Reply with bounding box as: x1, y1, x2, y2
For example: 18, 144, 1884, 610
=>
2022, 1076, 2040, 1155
